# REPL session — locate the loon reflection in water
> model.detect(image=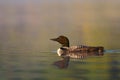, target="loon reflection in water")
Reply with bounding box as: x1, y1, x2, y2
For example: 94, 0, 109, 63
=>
53, 56, 70, 69
51, 35, 104, 59
53, 51, 103, 69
